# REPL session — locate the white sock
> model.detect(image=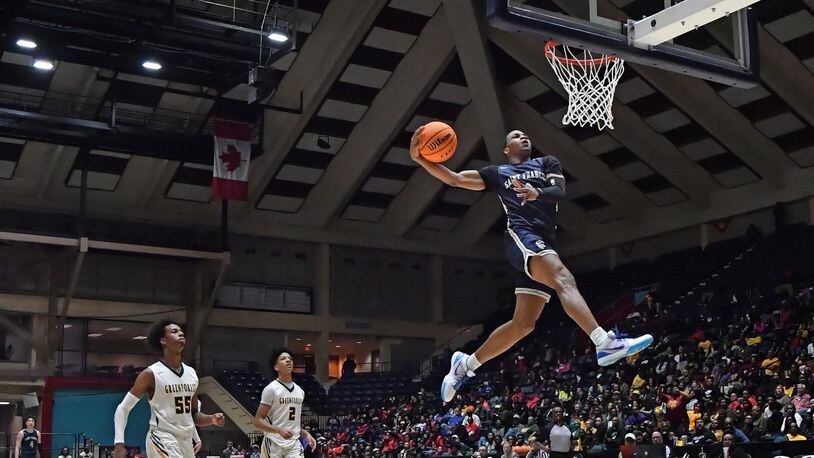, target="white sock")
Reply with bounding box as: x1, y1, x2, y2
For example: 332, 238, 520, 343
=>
590, 327, 610, 347
464, 354, 481, 372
